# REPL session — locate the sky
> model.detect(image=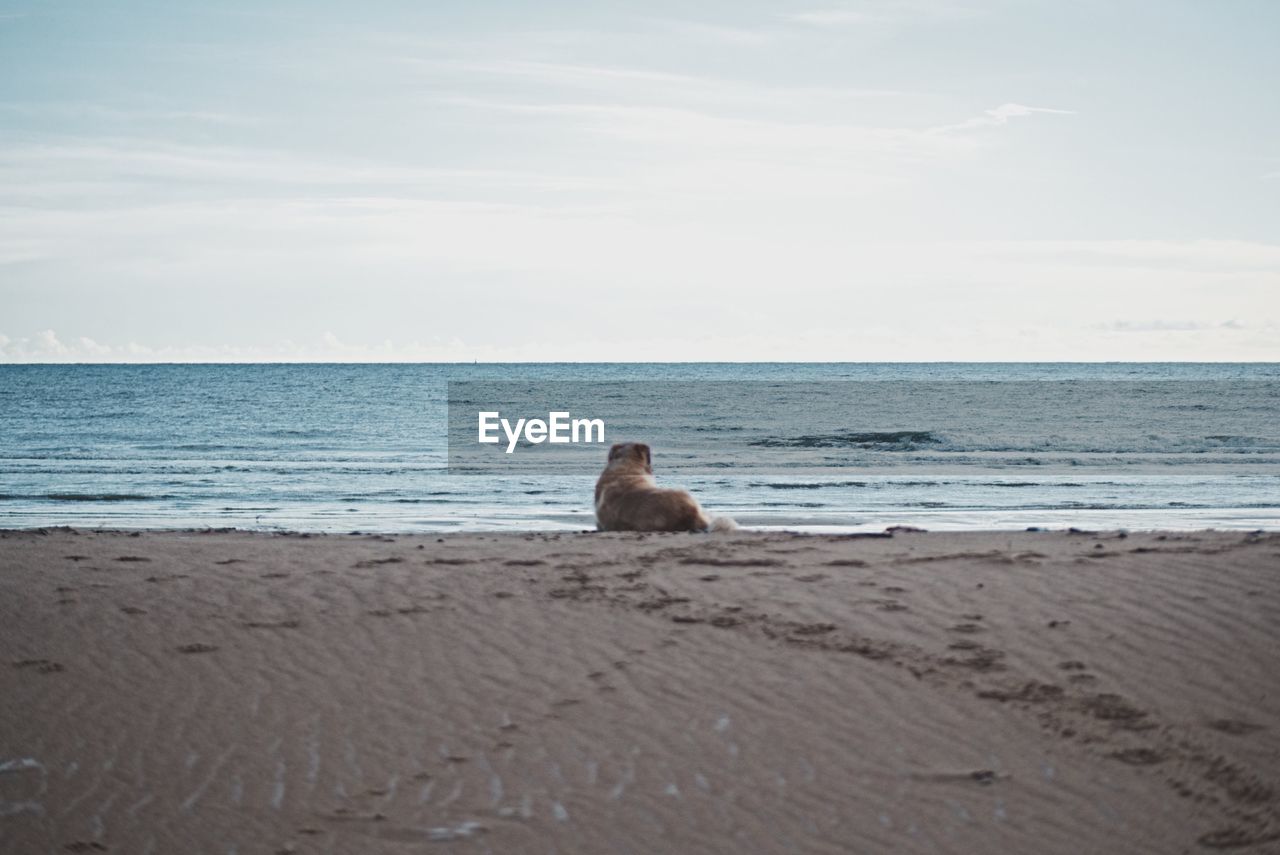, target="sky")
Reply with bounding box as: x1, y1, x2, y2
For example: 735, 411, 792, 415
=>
1, 0, 1277, 362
